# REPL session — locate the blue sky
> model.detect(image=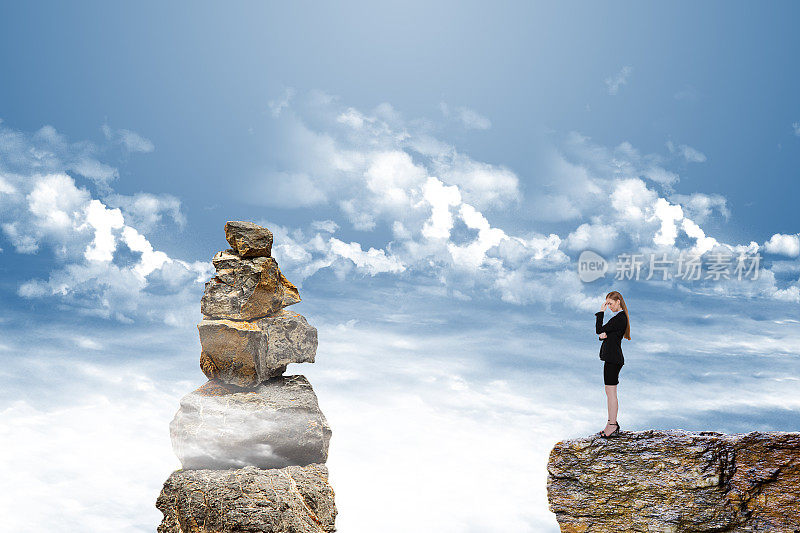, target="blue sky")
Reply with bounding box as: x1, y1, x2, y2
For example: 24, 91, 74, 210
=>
2, 2, 800, 531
